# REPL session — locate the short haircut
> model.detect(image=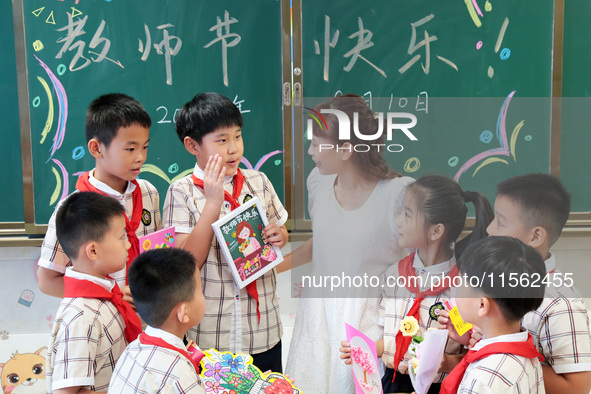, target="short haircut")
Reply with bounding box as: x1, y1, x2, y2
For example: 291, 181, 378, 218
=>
128, 248, 197, 327
86, 93, 151, 147
497, 173, 570, 246
56, 192, 125, 260
175, 92, 243, 144
458, 236, 545, 322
